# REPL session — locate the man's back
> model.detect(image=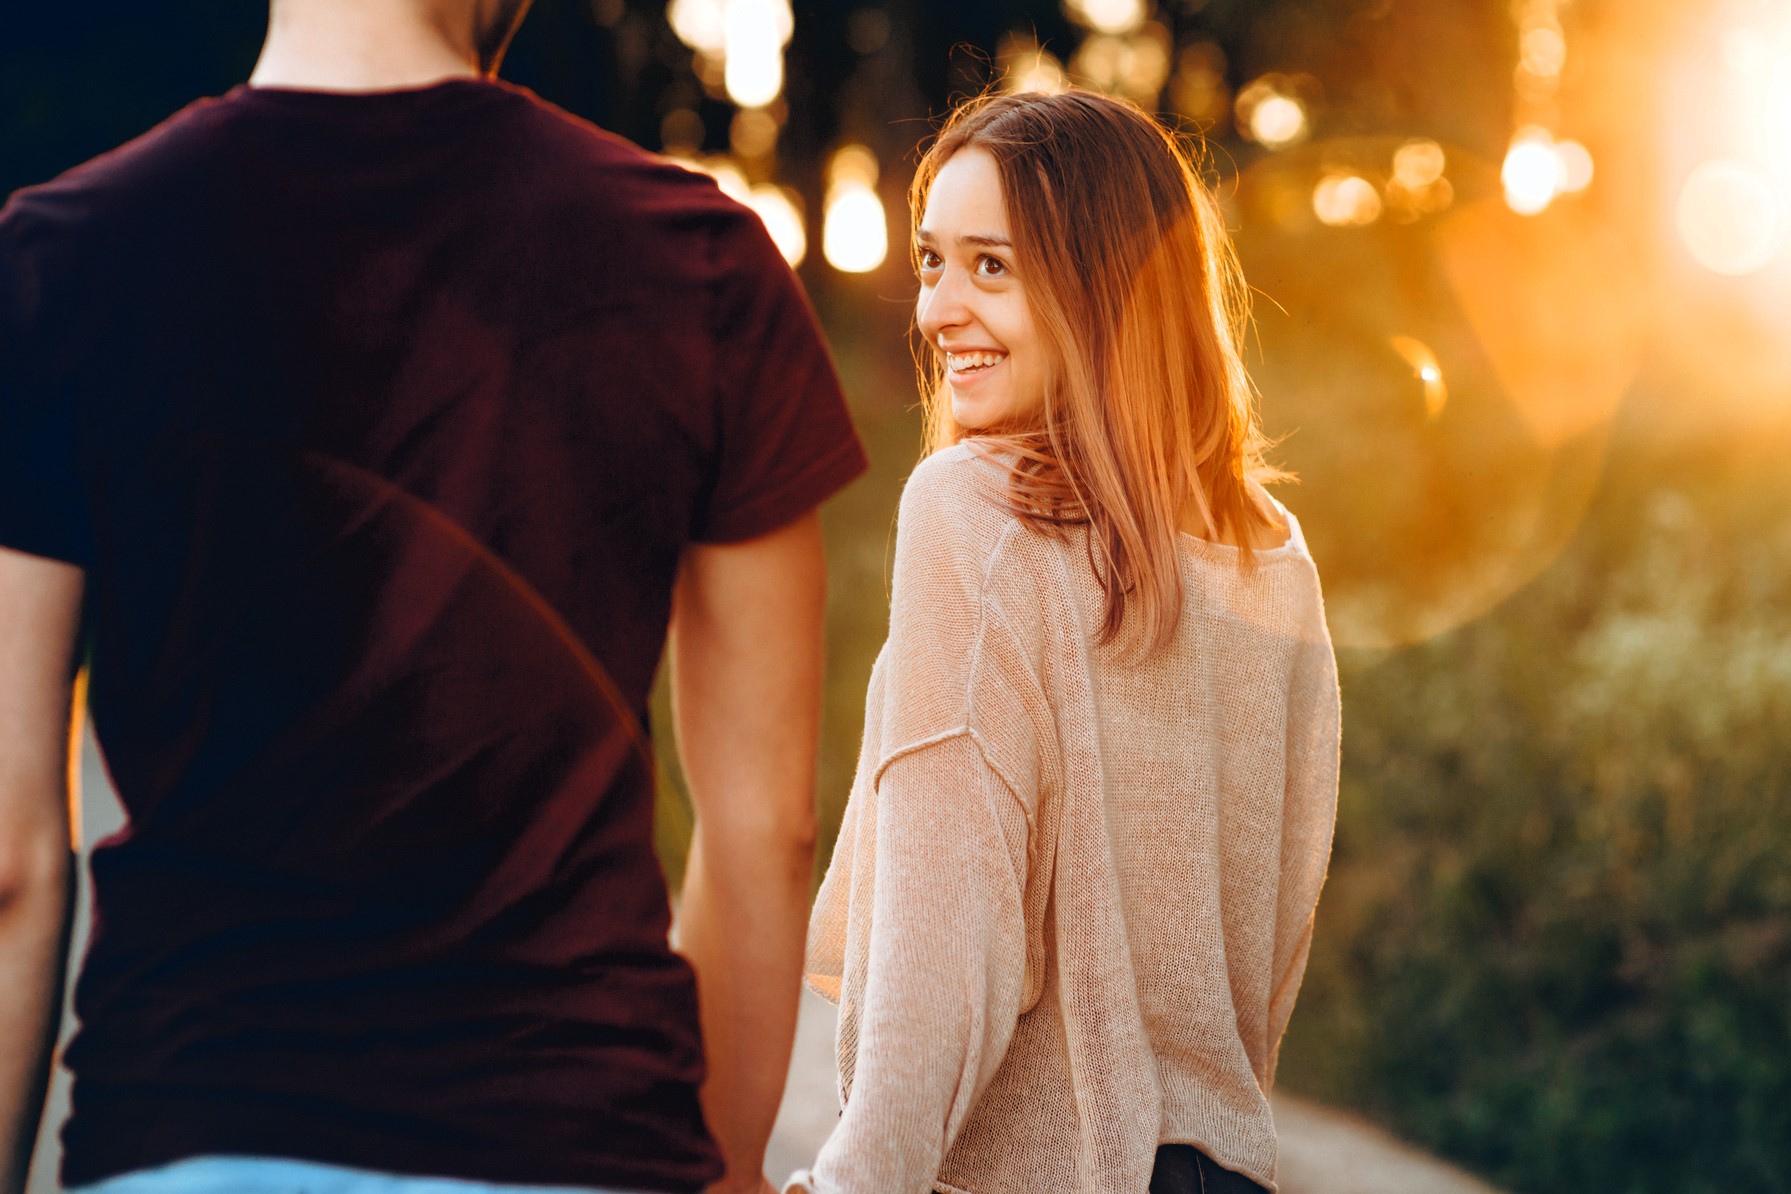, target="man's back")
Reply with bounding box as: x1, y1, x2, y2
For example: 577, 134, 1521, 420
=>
0, 79, 863, 1191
